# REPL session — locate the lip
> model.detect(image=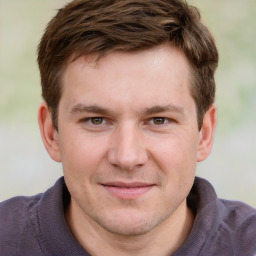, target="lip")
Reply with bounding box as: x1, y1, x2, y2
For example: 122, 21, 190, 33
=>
101, 182, 155, 200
